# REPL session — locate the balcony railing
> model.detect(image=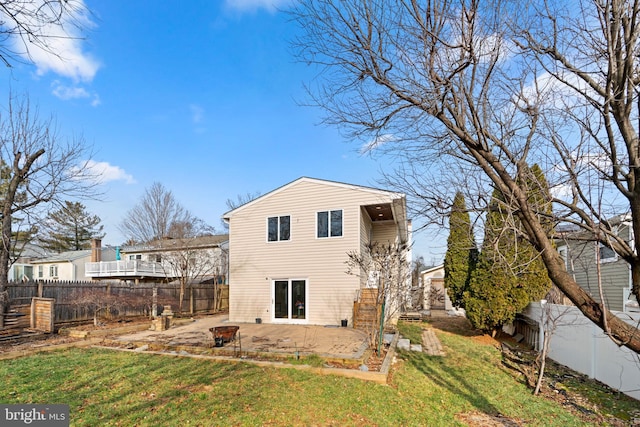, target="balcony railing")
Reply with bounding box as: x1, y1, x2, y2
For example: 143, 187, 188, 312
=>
85, 260, 166, 278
